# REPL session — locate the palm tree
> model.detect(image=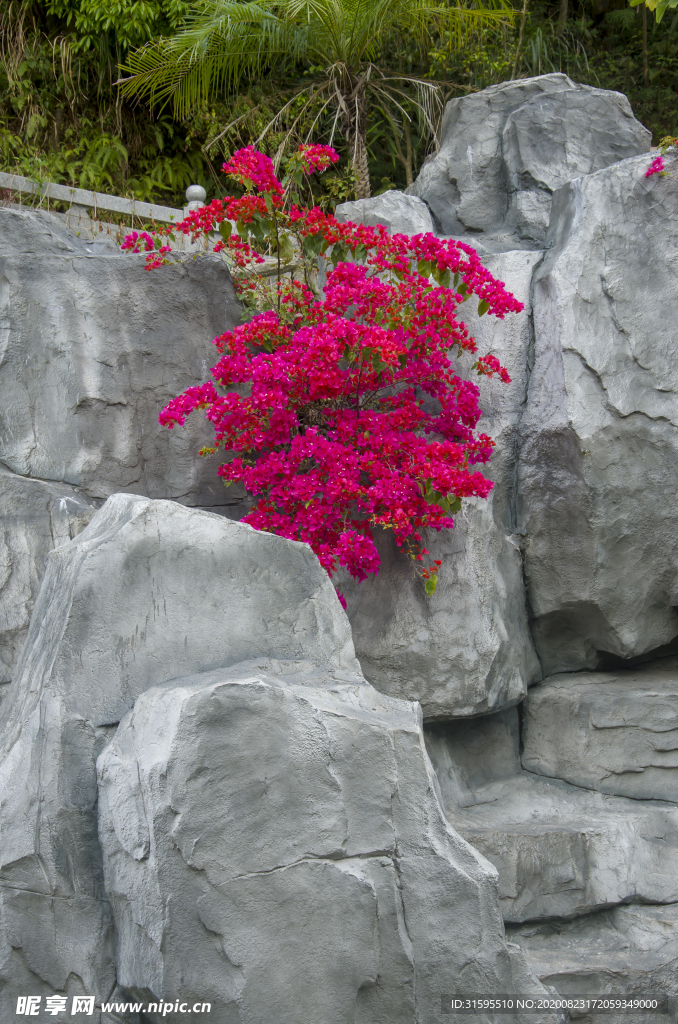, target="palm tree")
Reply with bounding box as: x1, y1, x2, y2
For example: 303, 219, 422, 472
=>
119, 0, 510, 199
